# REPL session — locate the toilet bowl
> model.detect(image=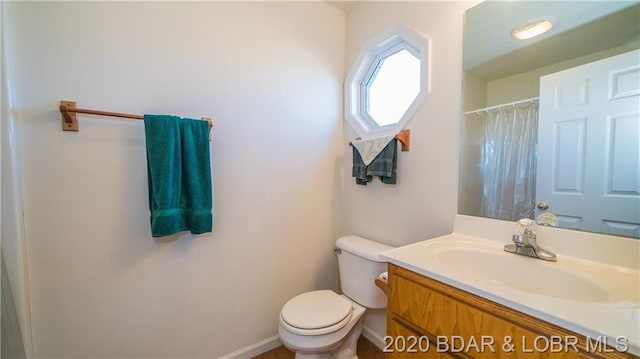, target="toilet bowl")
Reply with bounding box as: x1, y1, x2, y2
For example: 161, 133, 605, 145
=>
278, 291, 366, 359
277, 236, 393, 359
